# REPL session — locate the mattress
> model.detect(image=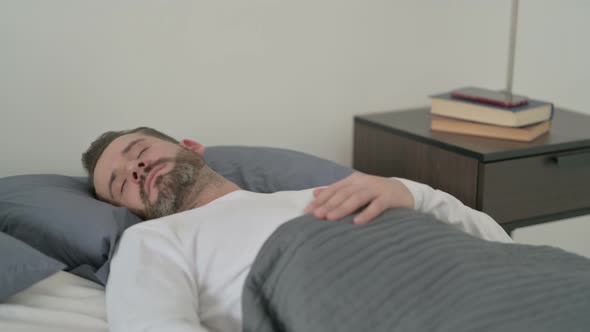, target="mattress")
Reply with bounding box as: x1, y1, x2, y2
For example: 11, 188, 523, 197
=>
0, 271, 107, 332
